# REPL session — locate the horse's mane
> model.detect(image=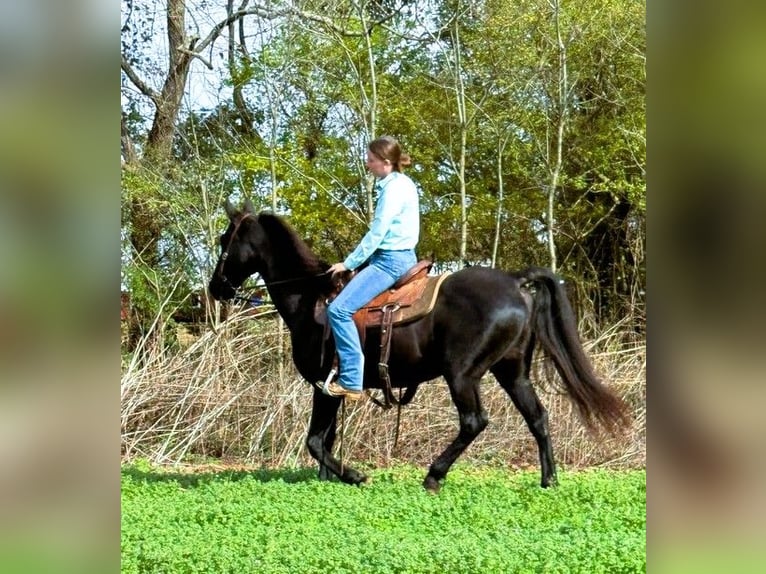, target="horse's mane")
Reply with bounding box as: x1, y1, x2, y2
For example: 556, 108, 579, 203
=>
255, 212, 326, 273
